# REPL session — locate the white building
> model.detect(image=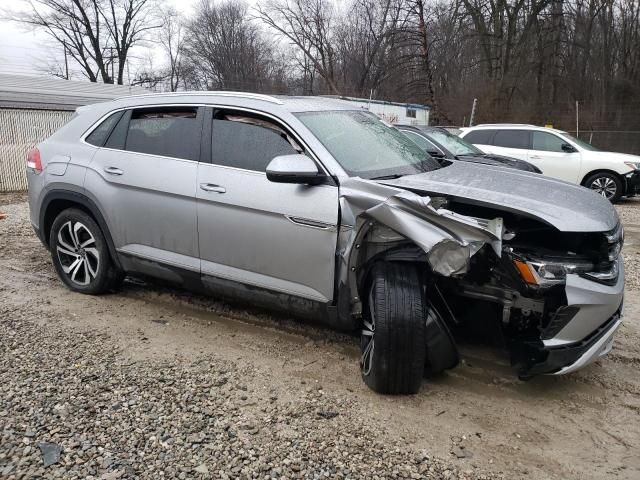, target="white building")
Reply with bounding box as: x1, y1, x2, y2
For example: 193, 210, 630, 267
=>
337, 96, 430, 126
